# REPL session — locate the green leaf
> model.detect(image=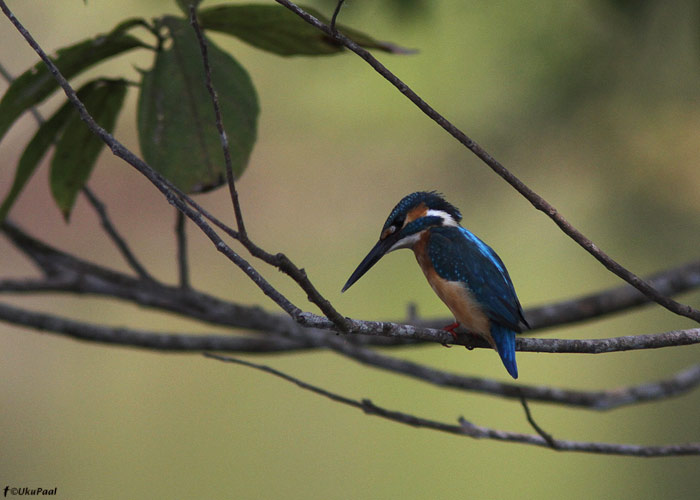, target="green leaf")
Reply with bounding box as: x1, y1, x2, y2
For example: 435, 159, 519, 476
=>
197, 4, 413, 56
0, 100, 75, 221
137, 17, 259, 193
50, 79, 128, 220
0, 20, 146, 145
